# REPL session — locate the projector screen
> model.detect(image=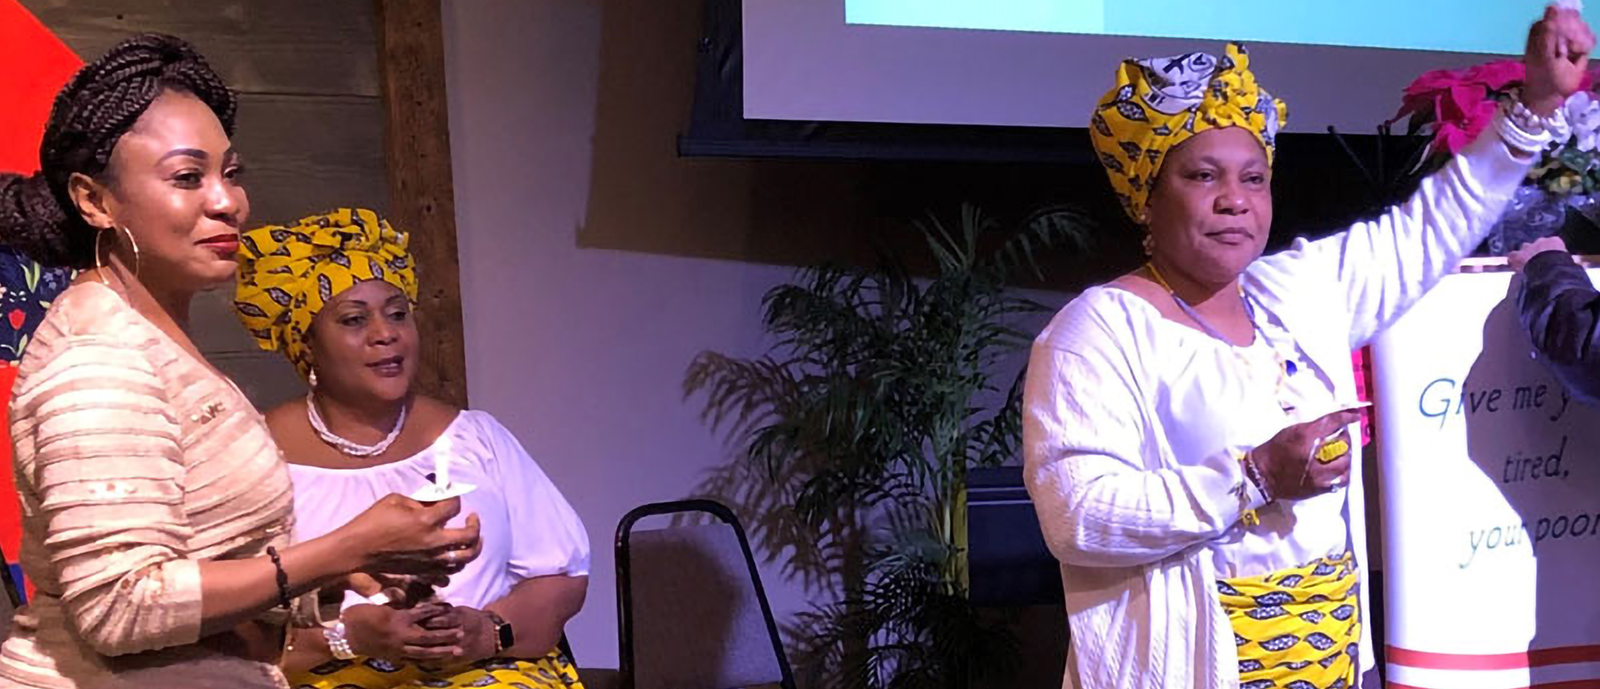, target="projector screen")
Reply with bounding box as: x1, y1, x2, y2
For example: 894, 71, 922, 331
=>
743, 0, 1600, 134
